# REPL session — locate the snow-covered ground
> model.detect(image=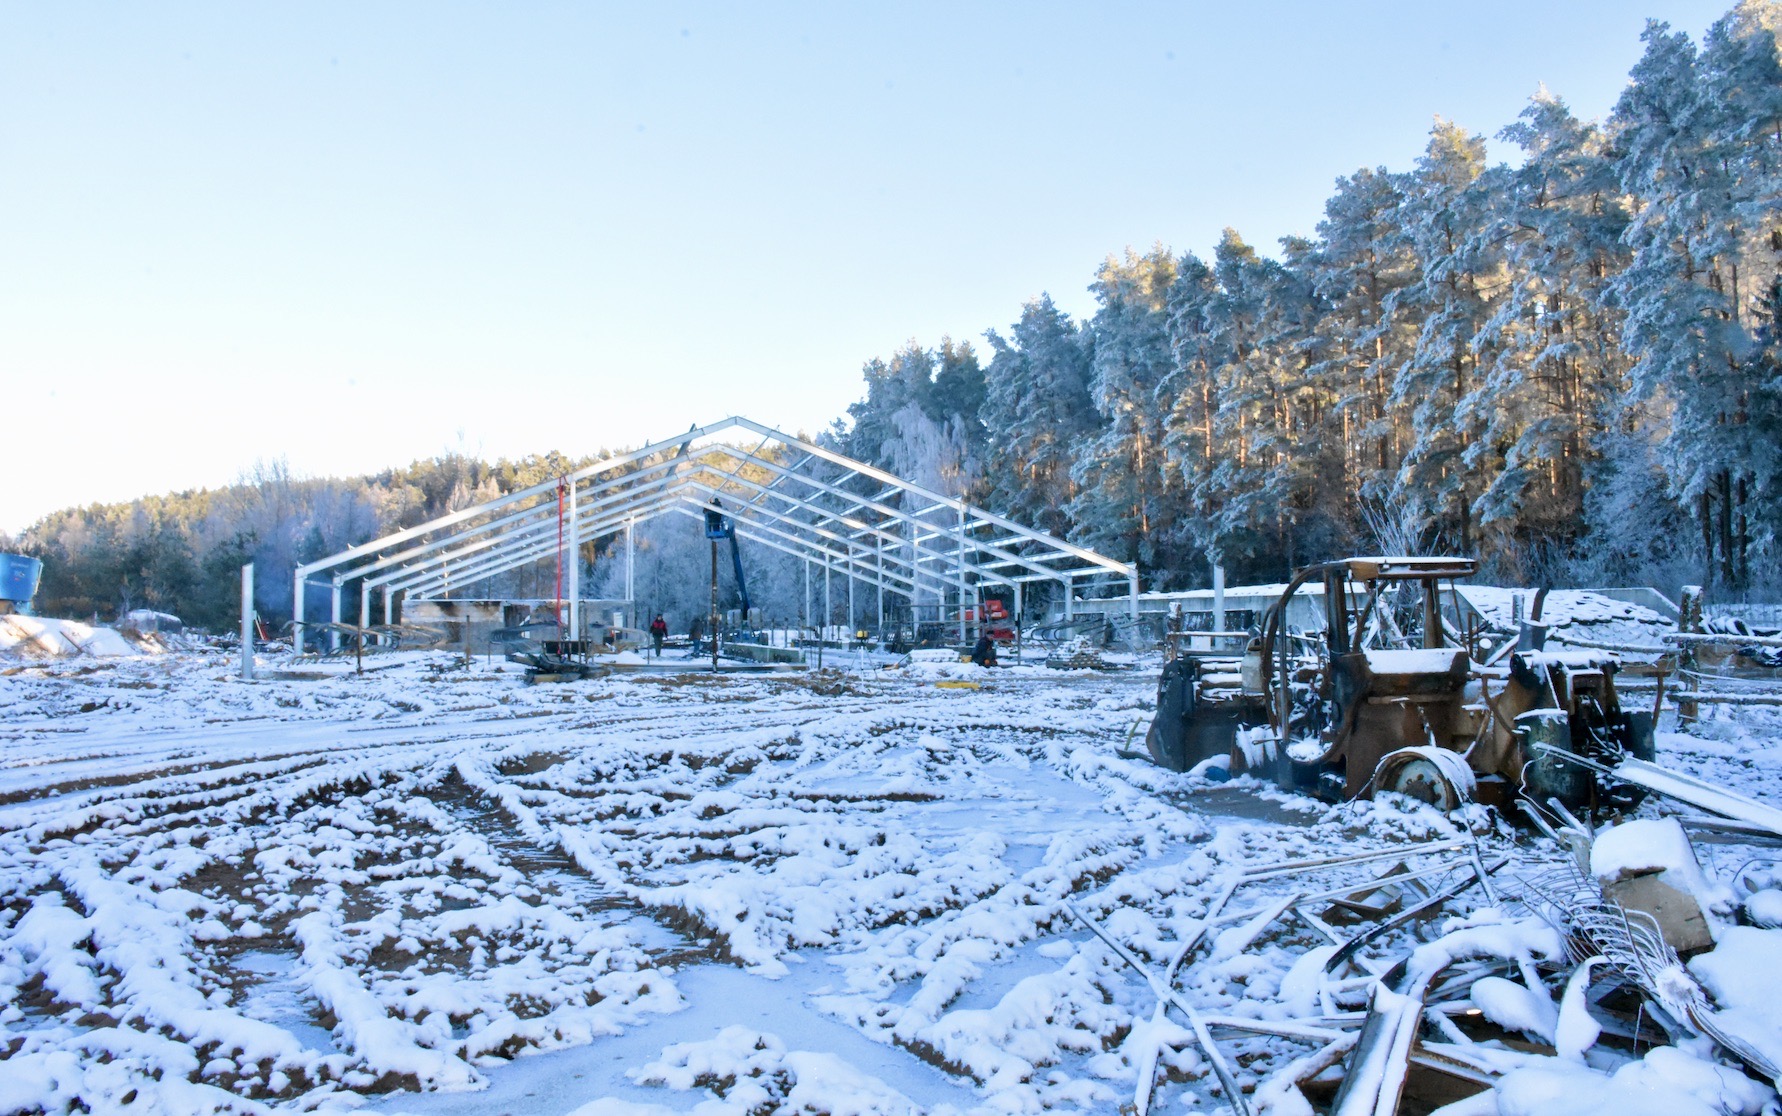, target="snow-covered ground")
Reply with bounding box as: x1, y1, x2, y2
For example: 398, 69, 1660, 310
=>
2, 649, 1779, 1115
